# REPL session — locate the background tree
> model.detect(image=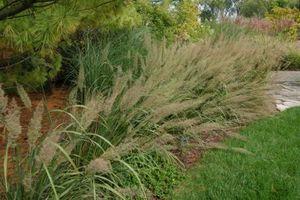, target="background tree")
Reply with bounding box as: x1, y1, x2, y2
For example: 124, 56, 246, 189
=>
135, 0, 207, 40
199, 0, 239, 21
237, 0, 269, 17
0, 0, 209, 88
237, 0, 300, 18
0, 0, 130, 88
0, 0, 58, 21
